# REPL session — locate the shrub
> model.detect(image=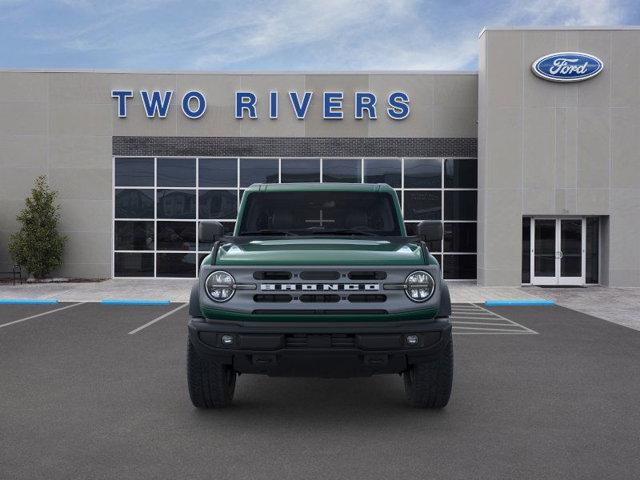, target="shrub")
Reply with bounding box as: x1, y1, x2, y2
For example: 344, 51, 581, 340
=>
8, 175, 67, 279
